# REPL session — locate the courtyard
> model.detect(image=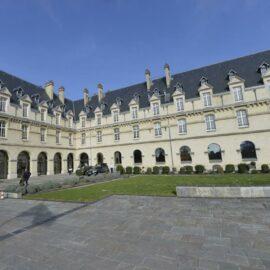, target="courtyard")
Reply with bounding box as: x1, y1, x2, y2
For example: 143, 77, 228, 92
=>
0, 195, 270, 270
